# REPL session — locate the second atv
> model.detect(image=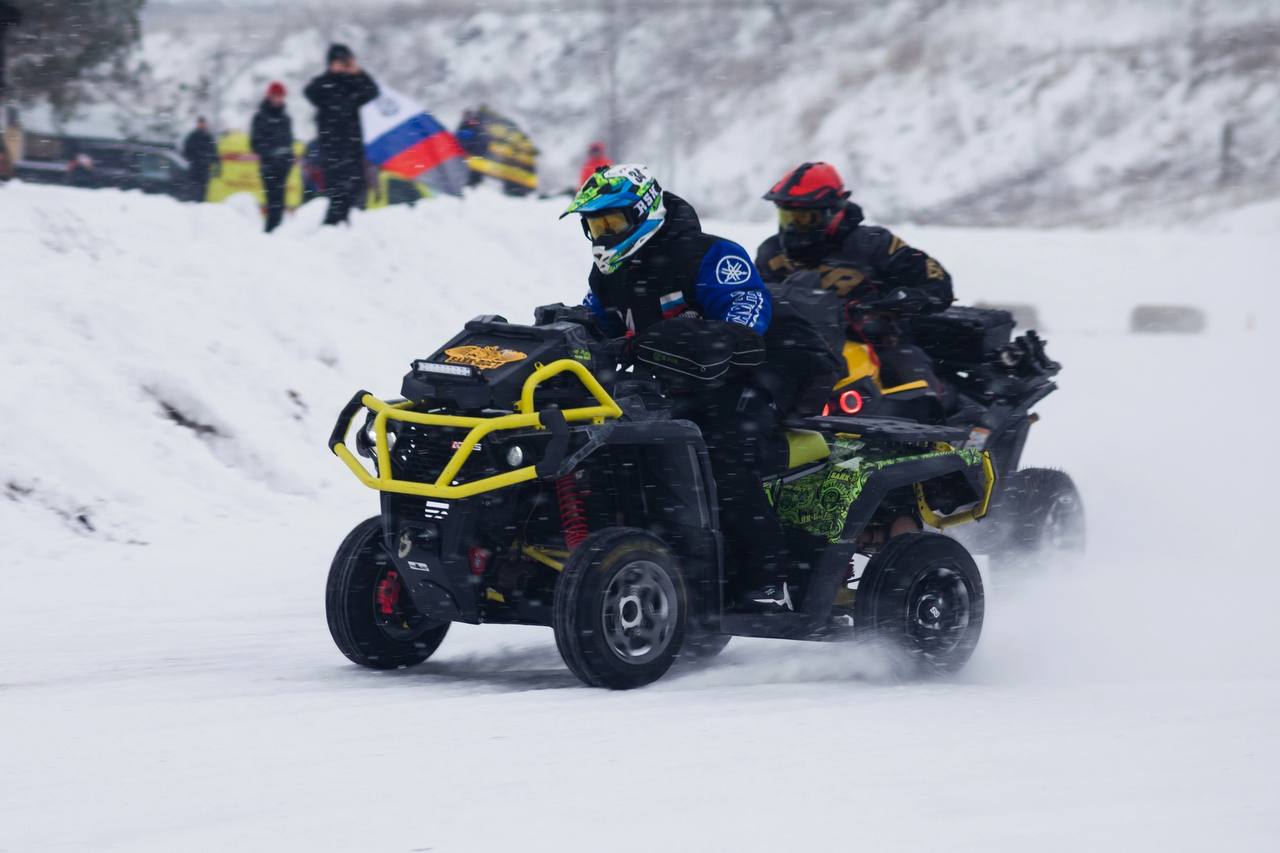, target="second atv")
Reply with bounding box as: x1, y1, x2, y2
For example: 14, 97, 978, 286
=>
772, 270, 1084, 569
